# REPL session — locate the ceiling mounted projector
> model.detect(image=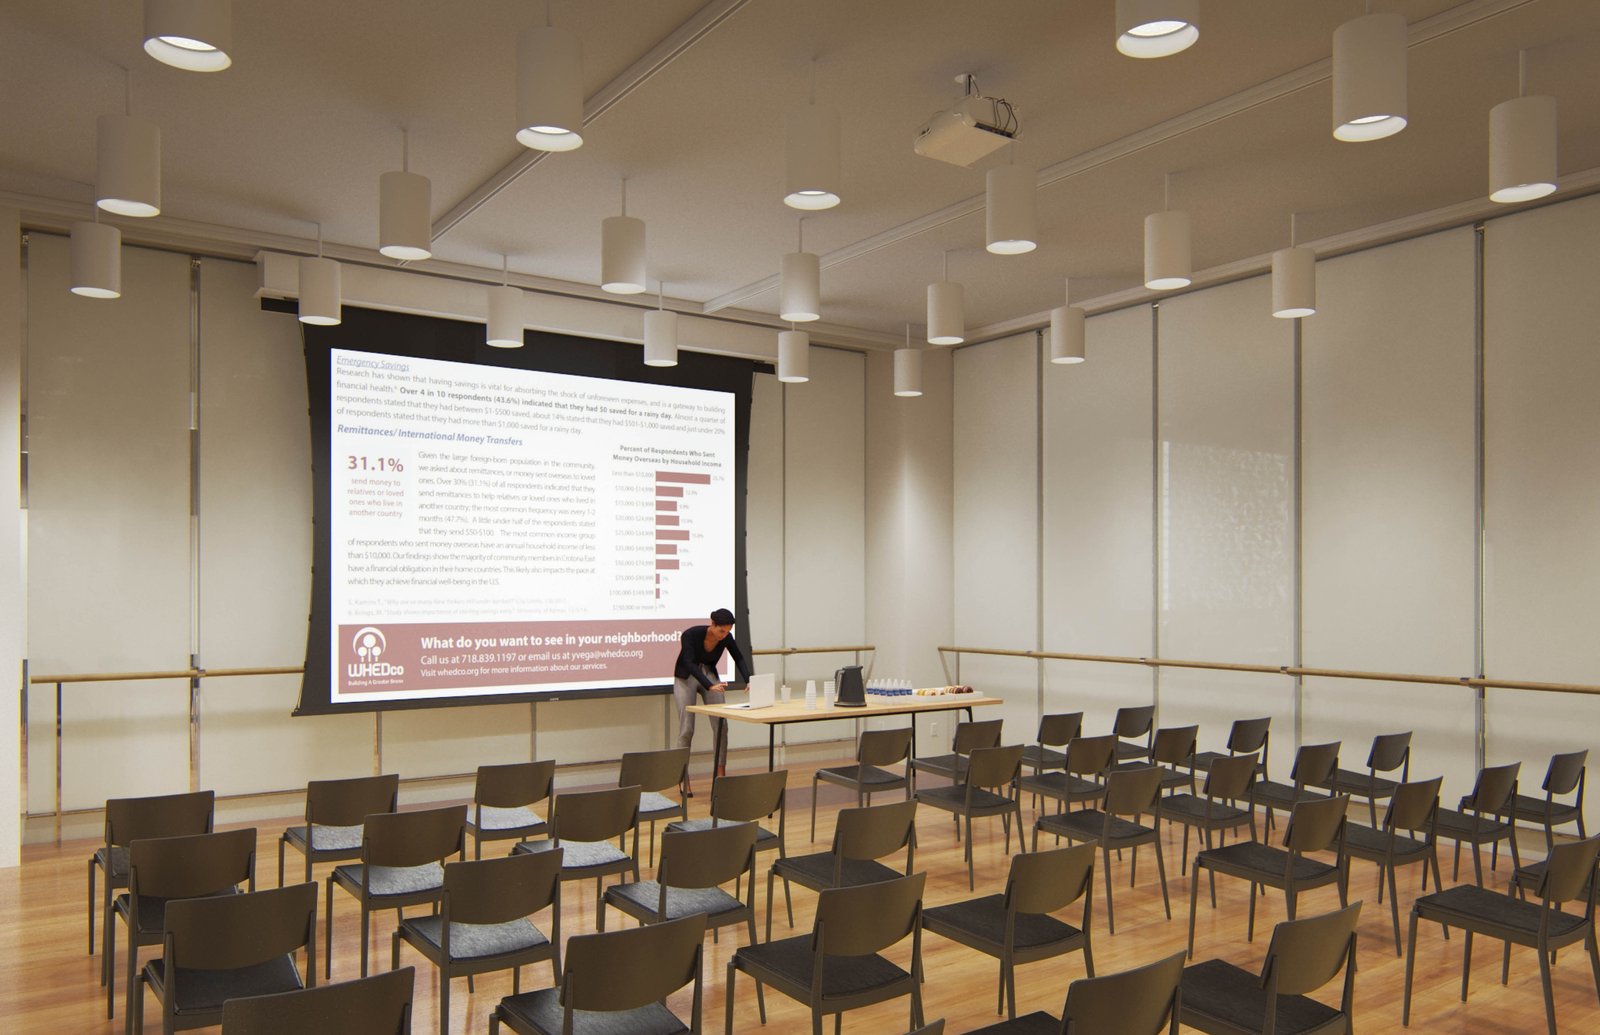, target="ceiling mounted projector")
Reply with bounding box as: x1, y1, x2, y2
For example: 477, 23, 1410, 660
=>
914, 76, 1020, 168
